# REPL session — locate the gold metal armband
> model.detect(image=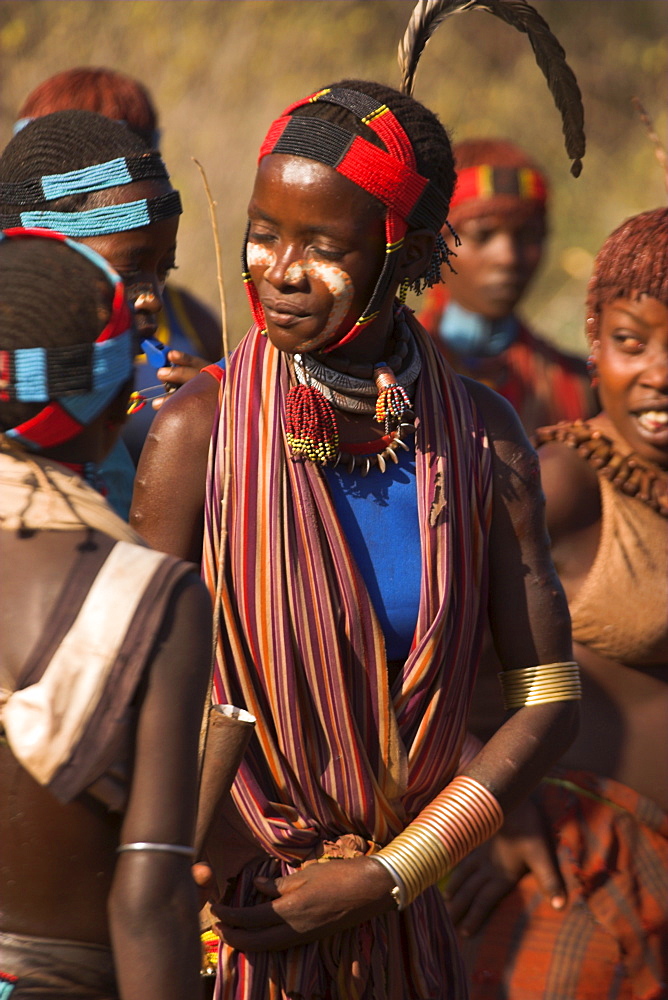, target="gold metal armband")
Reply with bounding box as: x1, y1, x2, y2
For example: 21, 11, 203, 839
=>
499, 661, 581, 710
